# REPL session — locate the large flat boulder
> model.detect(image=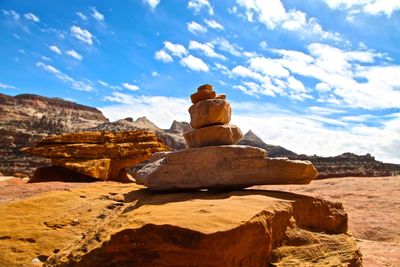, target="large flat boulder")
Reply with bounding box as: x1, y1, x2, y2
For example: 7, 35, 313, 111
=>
0, 183, 361, 266
136, 145, 318, 190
